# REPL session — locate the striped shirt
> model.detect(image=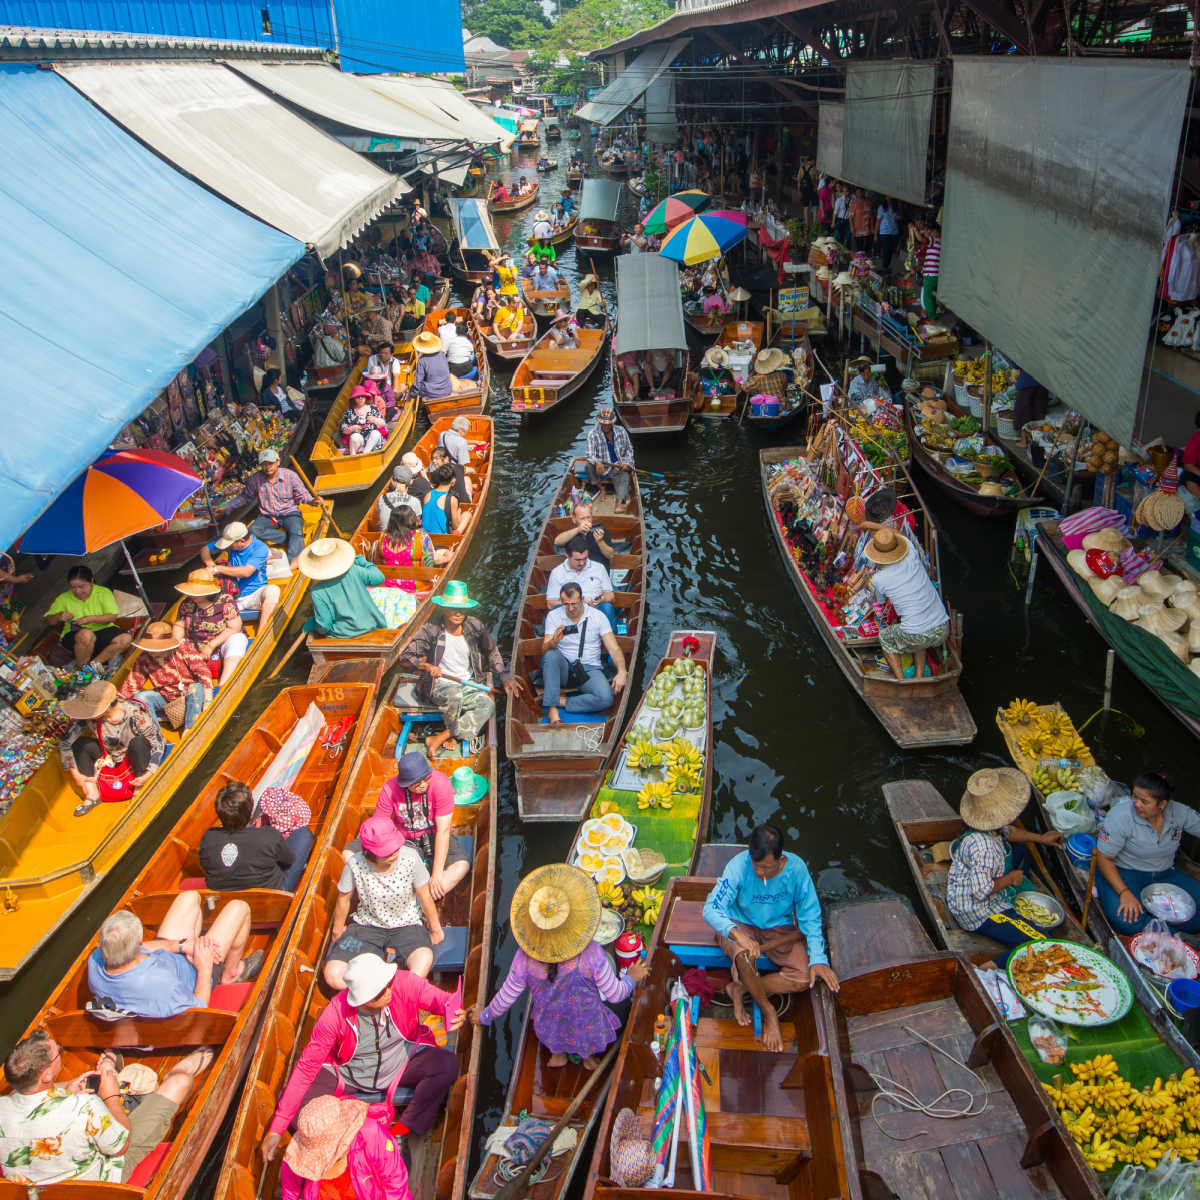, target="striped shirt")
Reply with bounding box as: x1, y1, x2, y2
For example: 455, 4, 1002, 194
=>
947, 830, 1007, 930
922, 235, 941, 277
241, 467, 313, 517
